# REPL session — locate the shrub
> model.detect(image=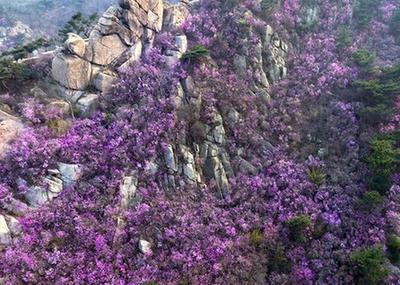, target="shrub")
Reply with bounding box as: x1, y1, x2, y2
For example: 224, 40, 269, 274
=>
369, 172, 391, 194
367, 139, 399, 175
359, 191, 384, 210
249, 228, 264, 247
286, 215, 311, 243
307, 167, 326, 186
0, 59, 33, 89
387, 235, 400, 264
2, 38, 49, 60
181, 45, 210, 61
336, 26, 352, 52
268, 246, 291, 273
389, 8, 400, 44
58, 12, 98, 42
350, 246, 388, 285
353, 0, 382, 29
353, 49, 375, 72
